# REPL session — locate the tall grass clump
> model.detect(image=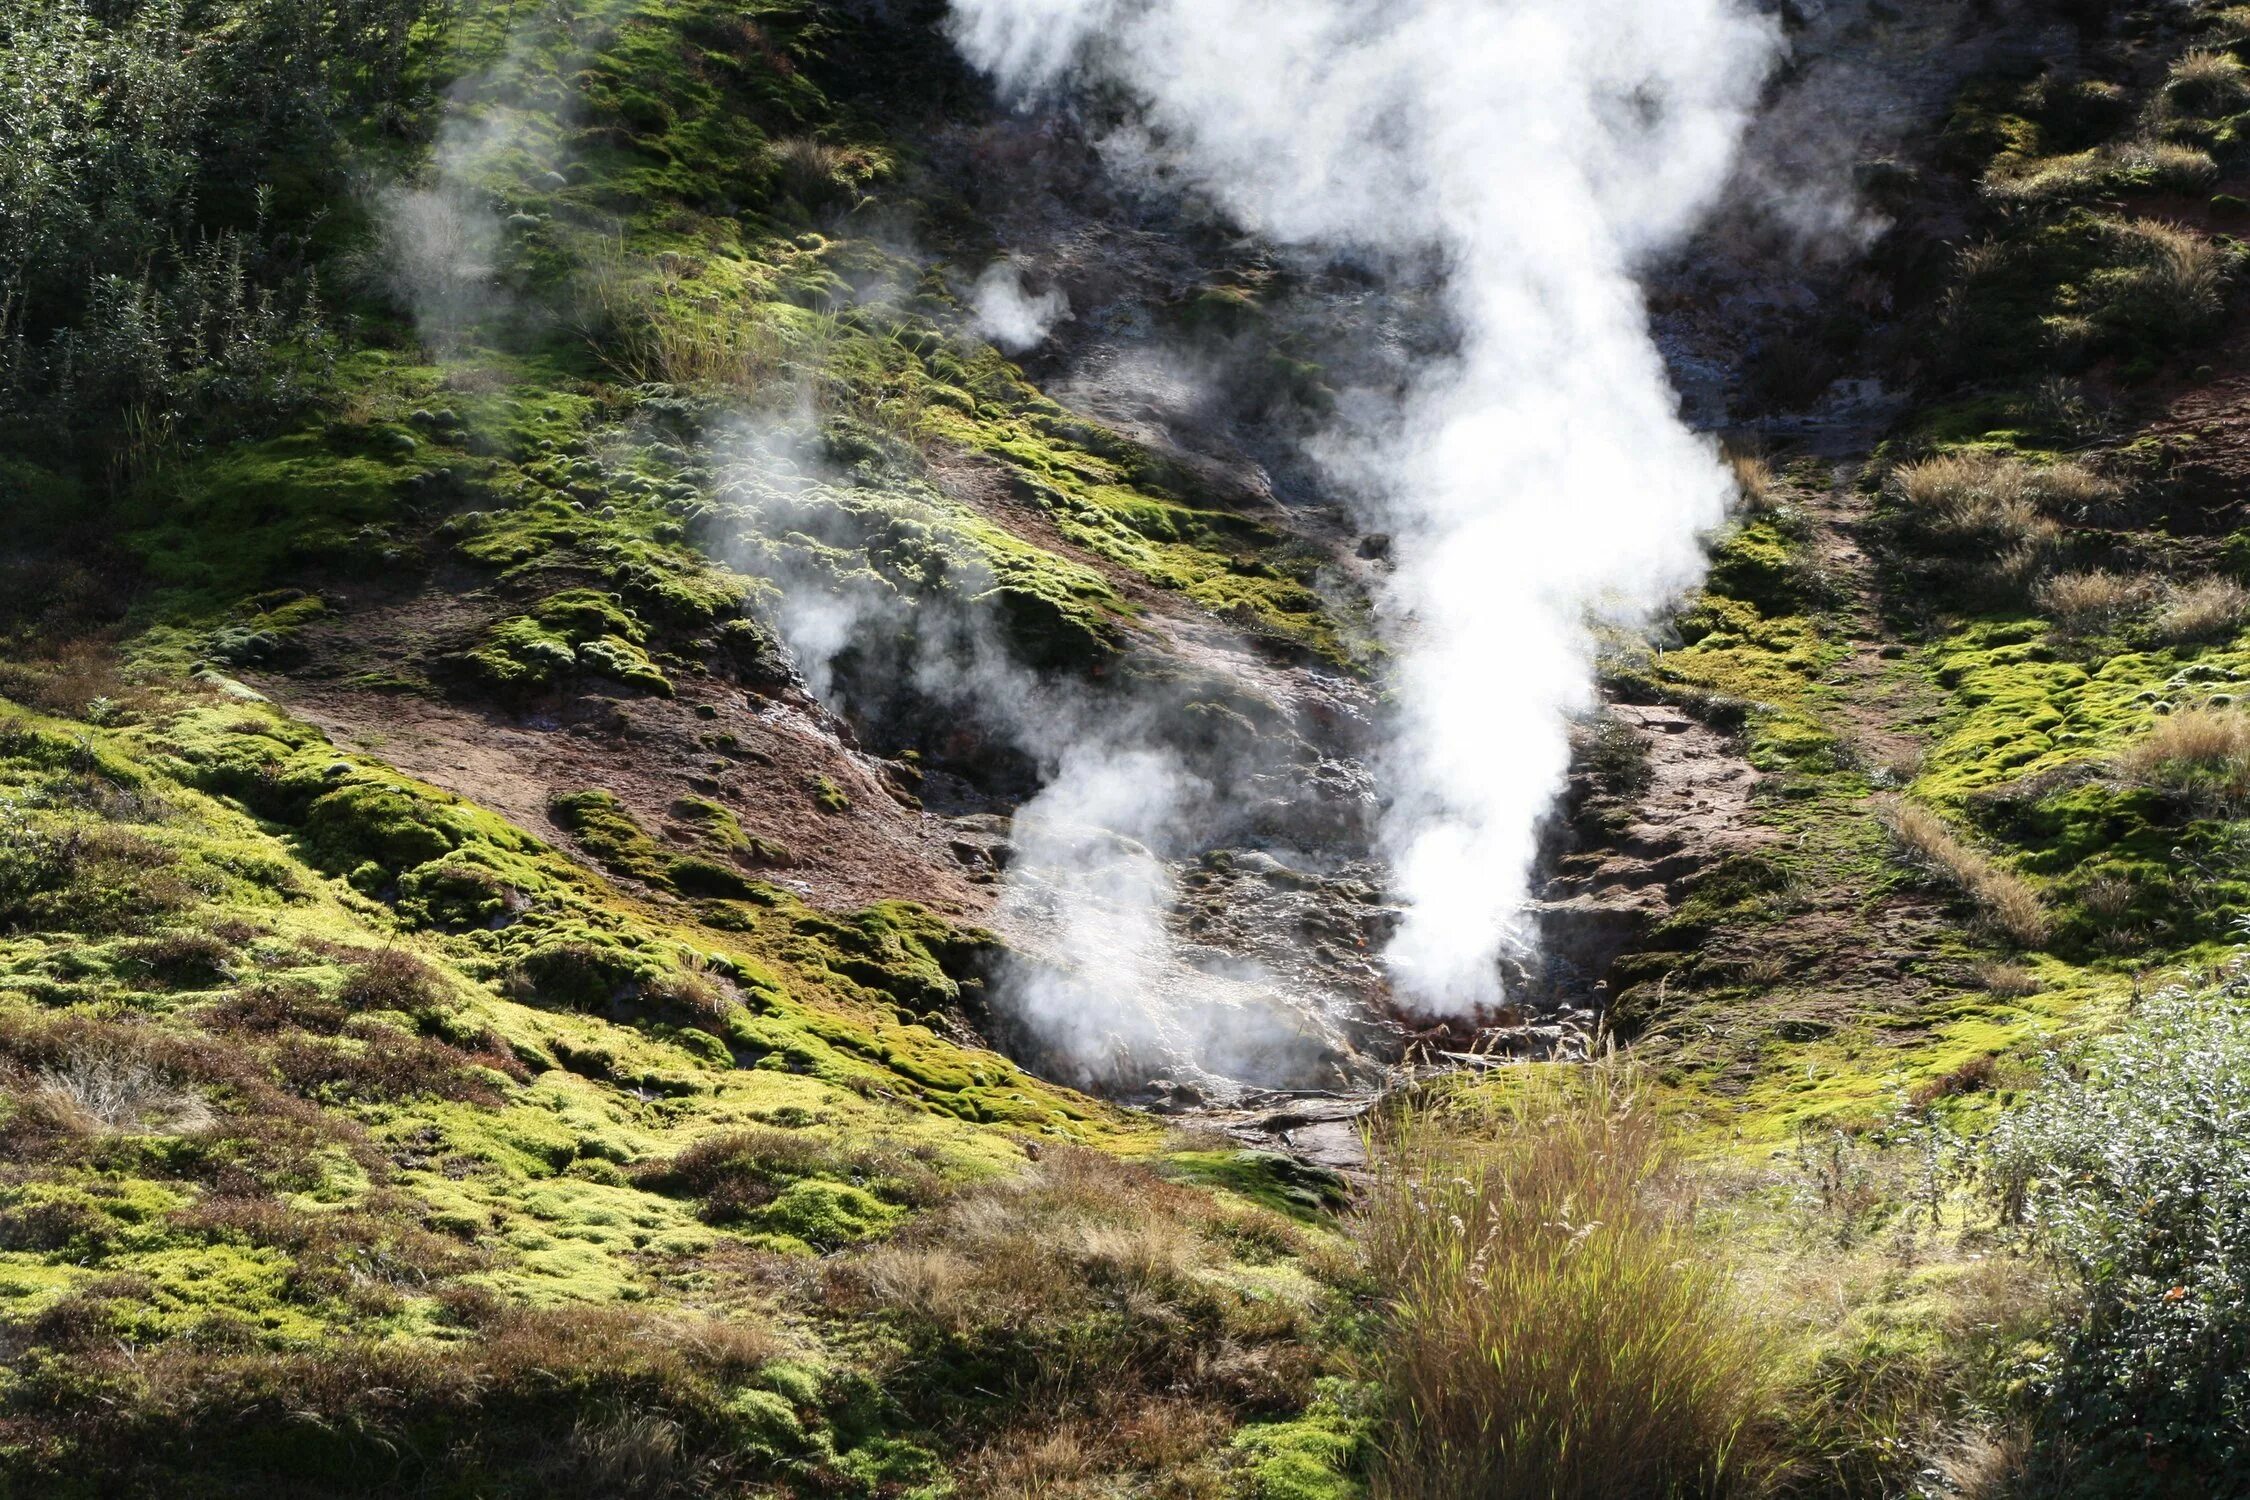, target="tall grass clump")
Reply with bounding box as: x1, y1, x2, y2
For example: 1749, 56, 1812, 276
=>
2115, 705, 2250, 812
1877, 795, 2049, 947
1358, 1060, 1786, 1500
1985, 958, 2250, 1475
571, 246, 788, 393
